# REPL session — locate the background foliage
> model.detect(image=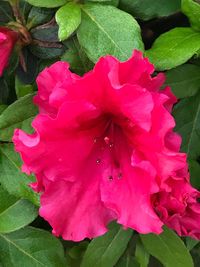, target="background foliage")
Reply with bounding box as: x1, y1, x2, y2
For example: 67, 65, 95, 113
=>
0, 0, 200, 266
